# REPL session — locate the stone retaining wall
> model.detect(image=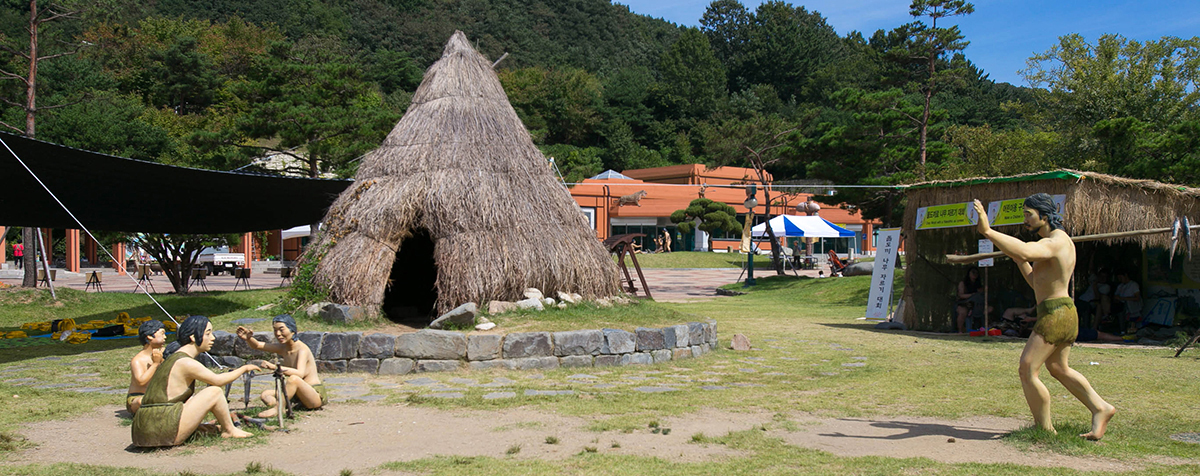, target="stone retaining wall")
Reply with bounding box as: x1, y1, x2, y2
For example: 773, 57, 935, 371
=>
206, 321, 719, 374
